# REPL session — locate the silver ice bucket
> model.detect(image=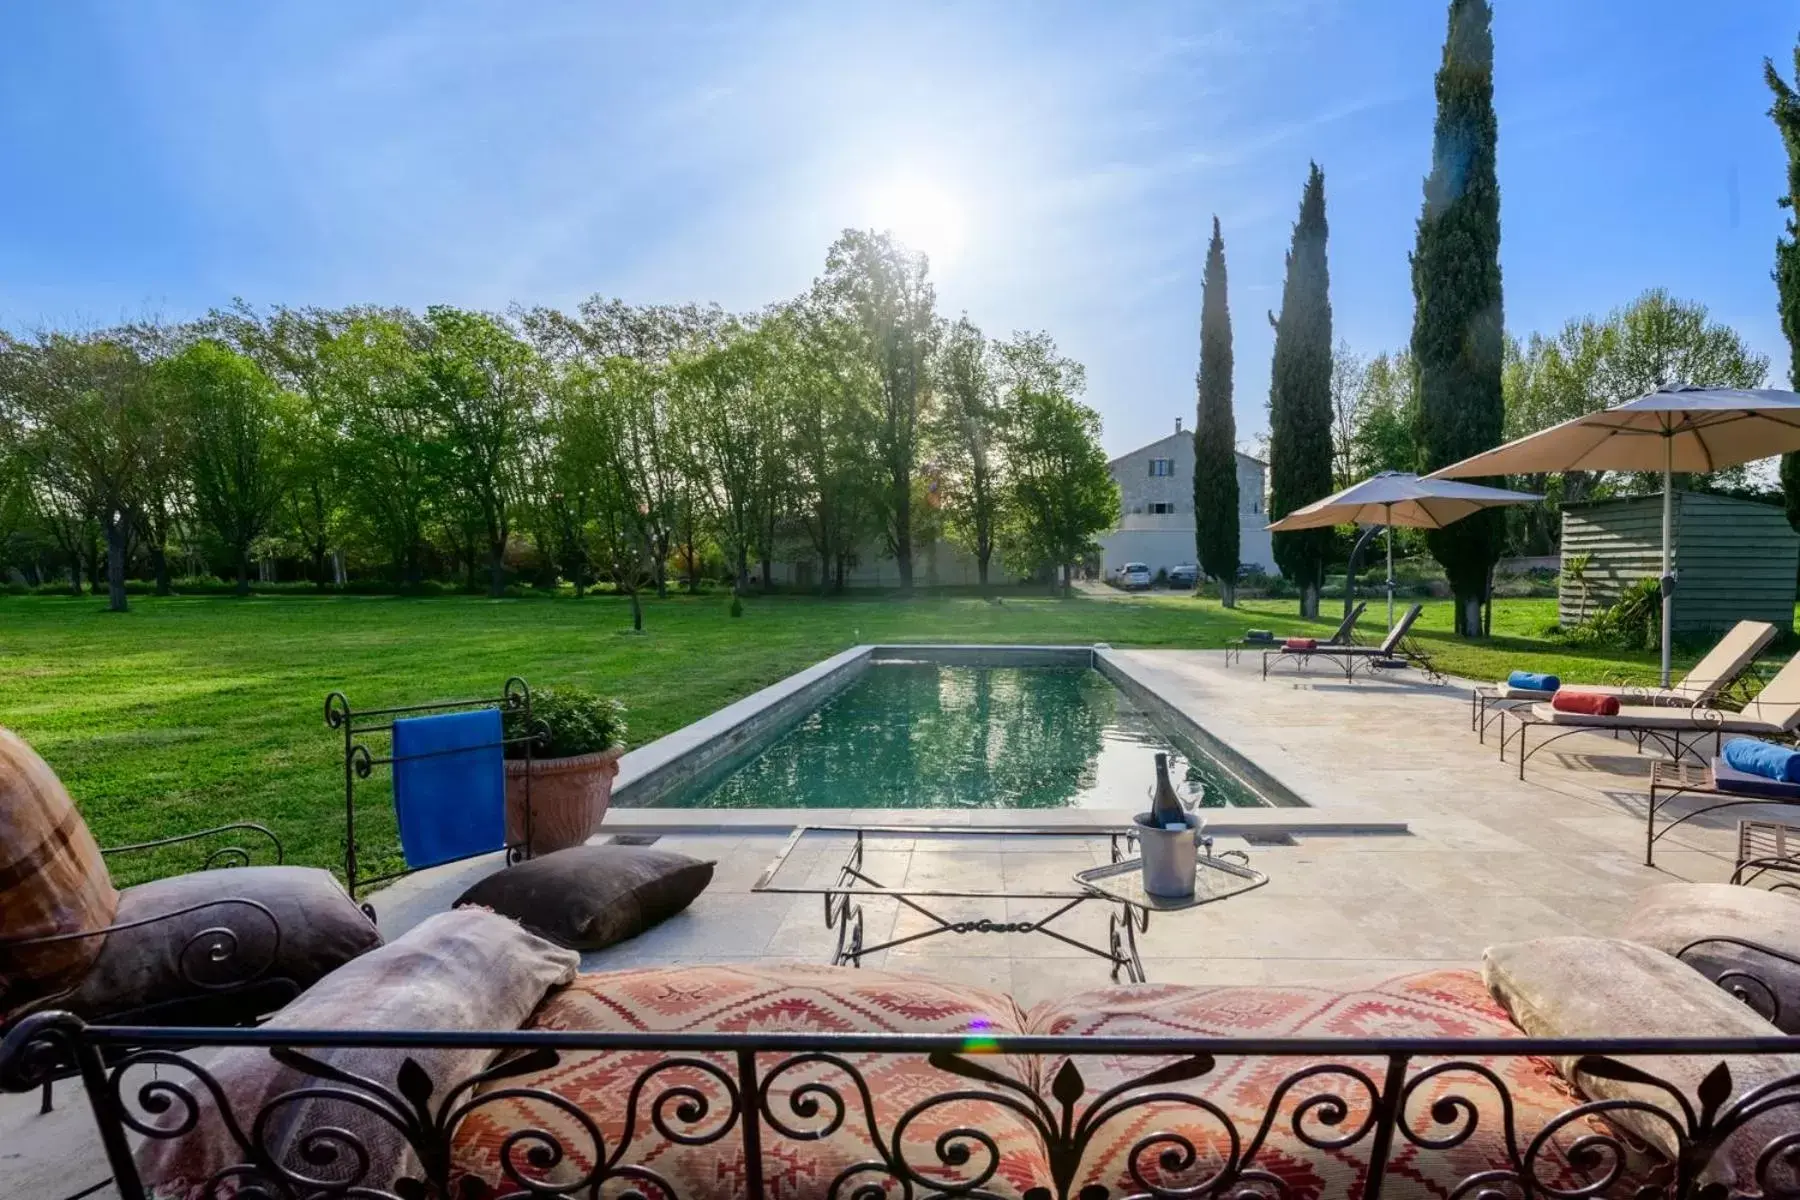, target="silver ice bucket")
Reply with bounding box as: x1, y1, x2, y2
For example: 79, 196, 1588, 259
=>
1134, 810, 1203, 898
